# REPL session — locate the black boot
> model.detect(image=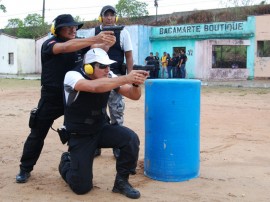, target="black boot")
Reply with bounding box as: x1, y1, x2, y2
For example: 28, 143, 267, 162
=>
16, 170, 31, 183
112, 174, 140, 199
58, 152, 71, 182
